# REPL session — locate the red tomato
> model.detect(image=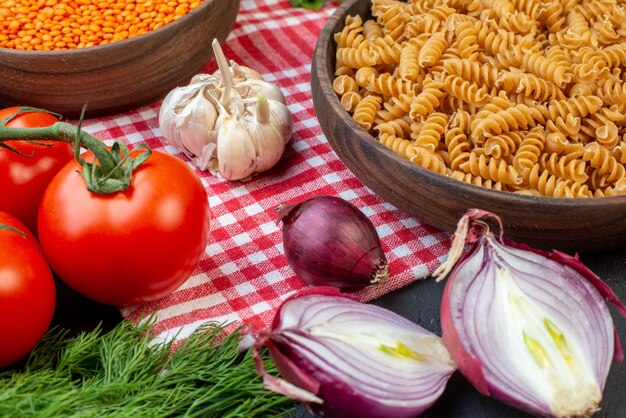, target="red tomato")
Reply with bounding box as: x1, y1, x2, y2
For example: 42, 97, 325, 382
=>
38, 149, 210, 306
0, 107, 73, 234
0, 212, 56, 368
